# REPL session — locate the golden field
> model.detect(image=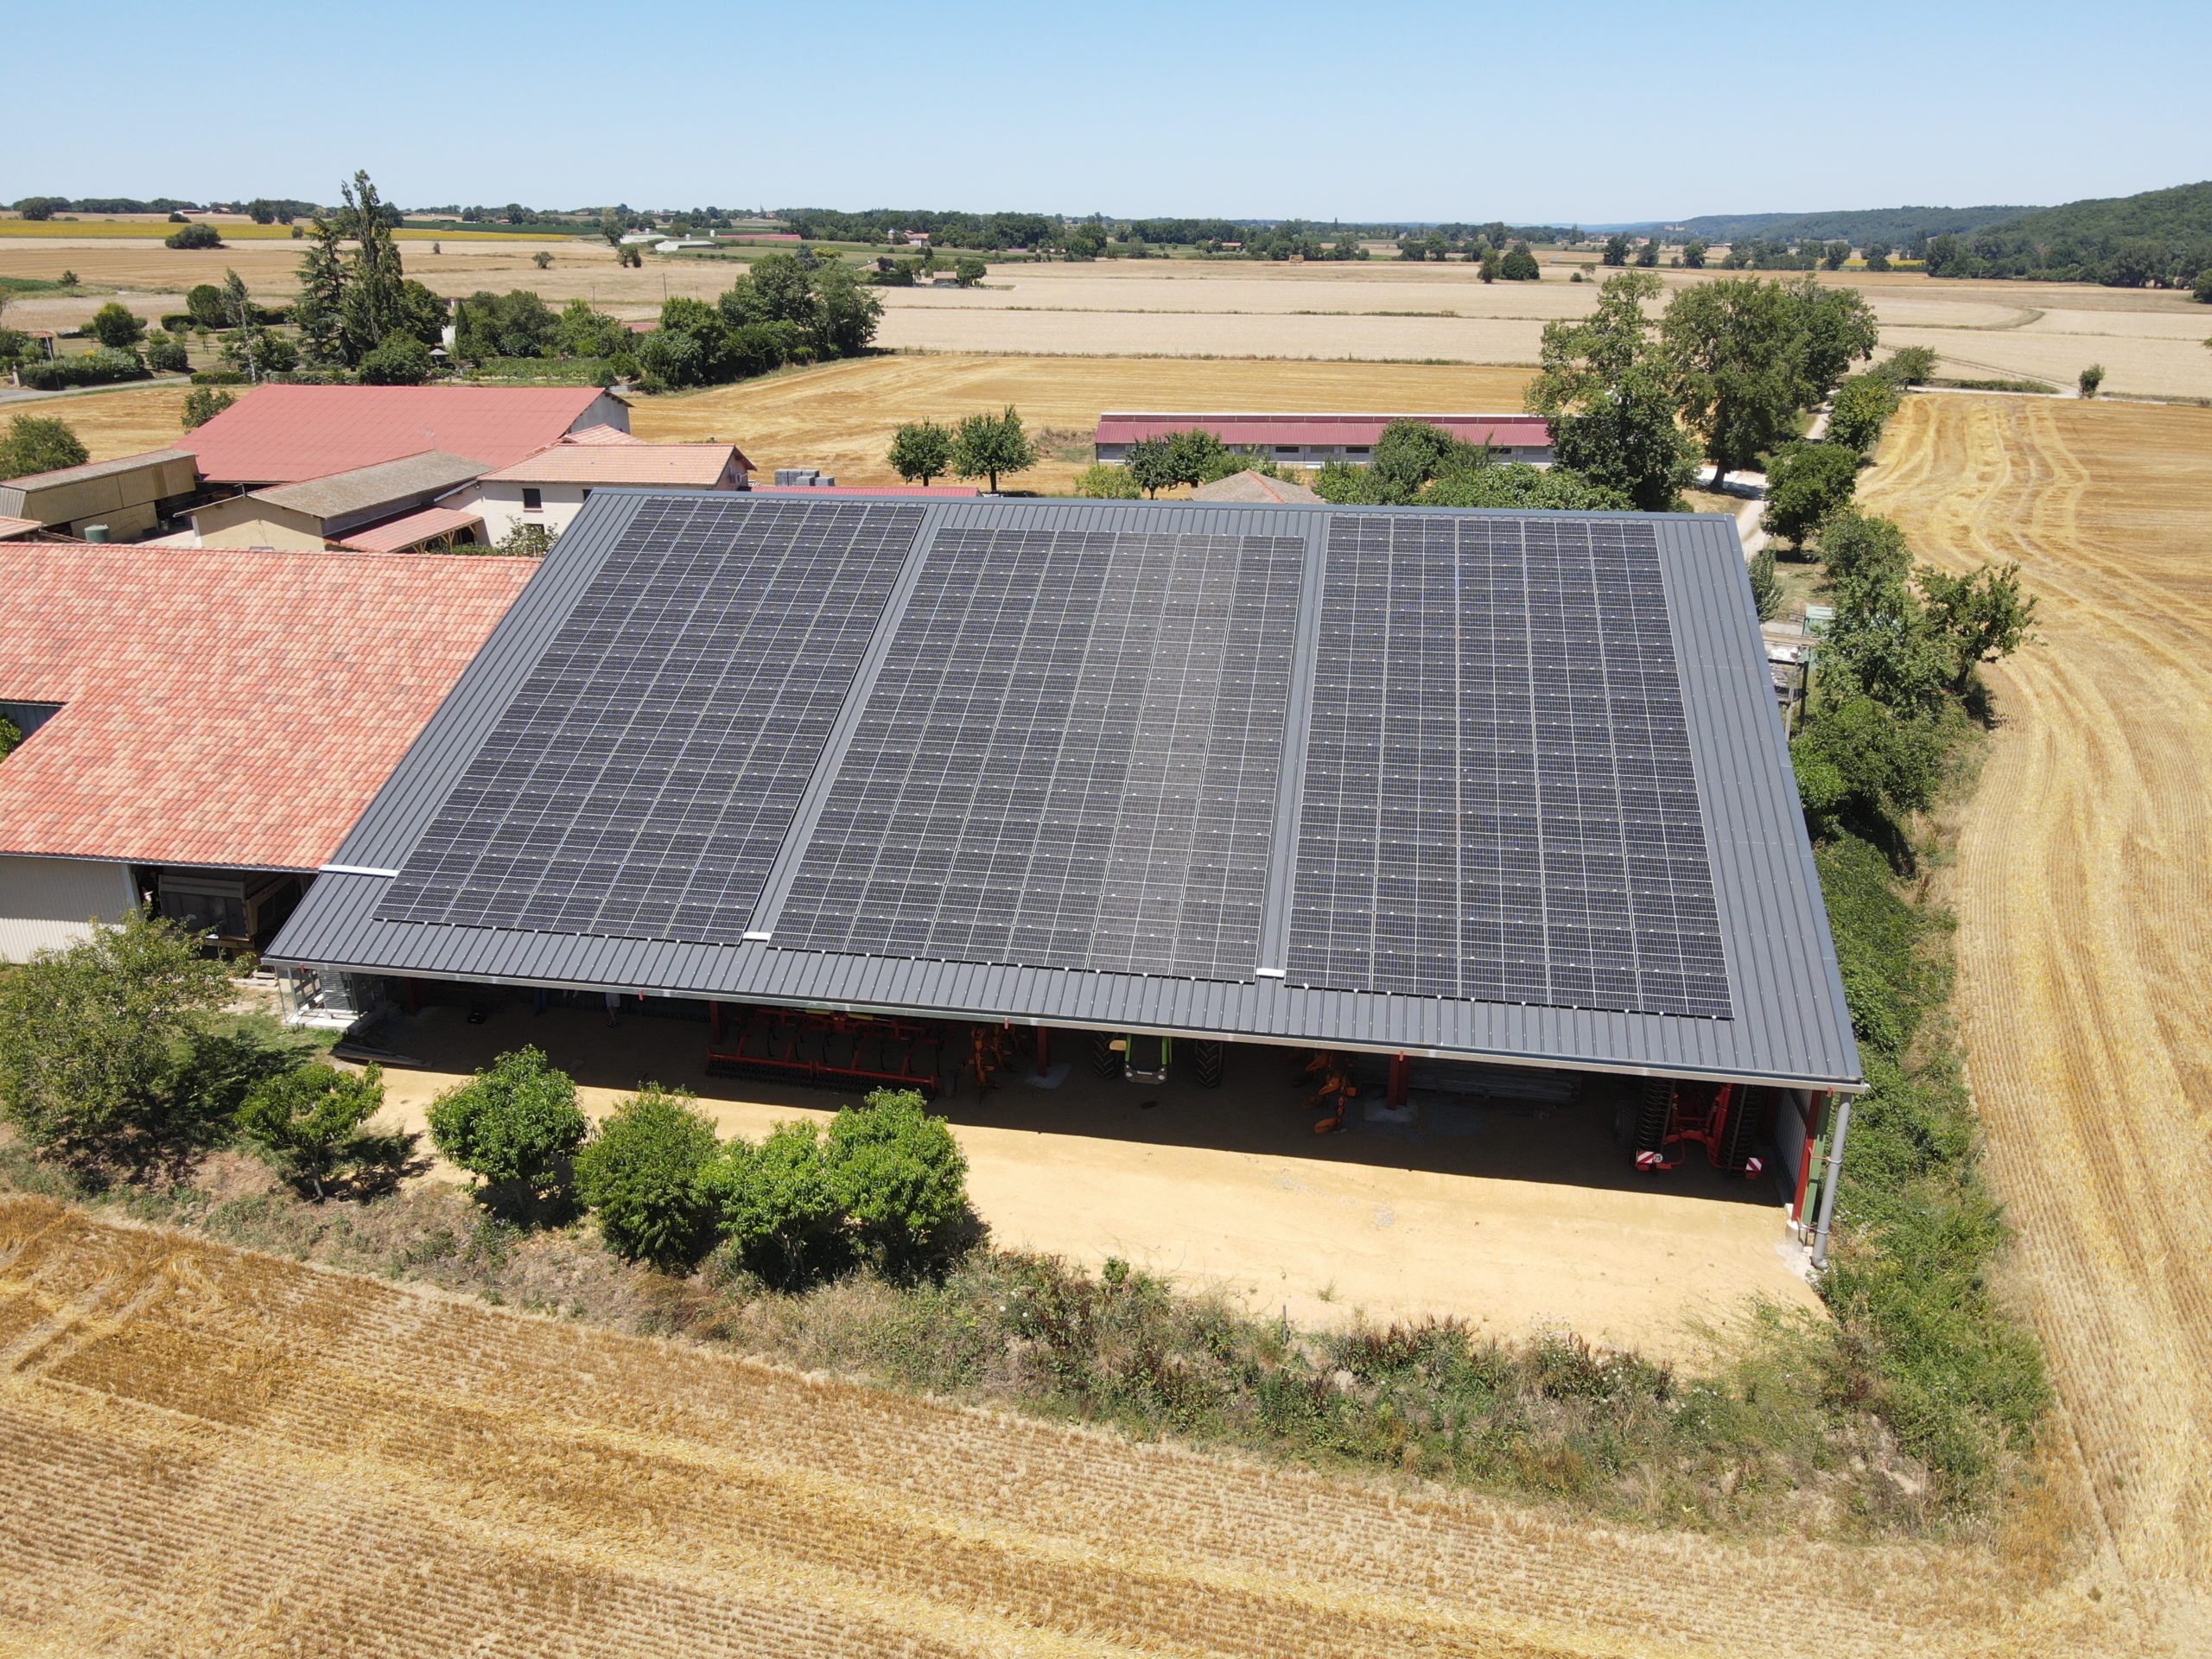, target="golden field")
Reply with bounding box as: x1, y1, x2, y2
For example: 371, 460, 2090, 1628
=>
0, 1197, 2139, 1659
1862, 395, 2212, 1638
5, 234, 2209, 396
632, 354, 1539, 491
